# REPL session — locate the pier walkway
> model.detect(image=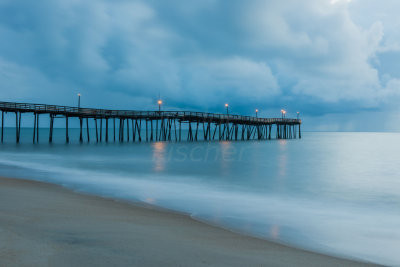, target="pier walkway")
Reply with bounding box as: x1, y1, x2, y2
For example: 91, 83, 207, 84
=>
0, 101, 301, 143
